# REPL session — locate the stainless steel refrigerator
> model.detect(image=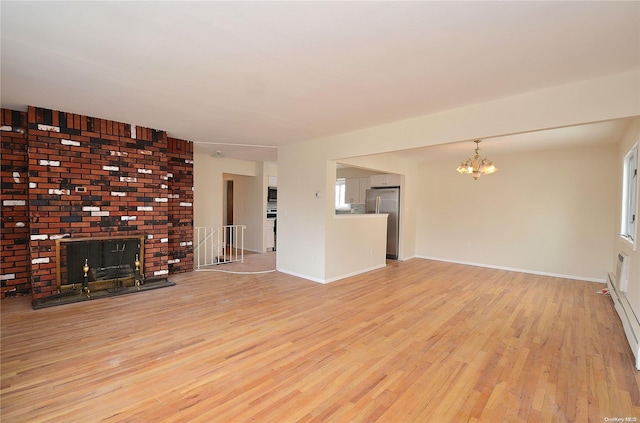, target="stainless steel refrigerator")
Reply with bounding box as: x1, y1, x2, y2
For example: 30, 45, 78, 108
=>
365, 187, 400, 259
